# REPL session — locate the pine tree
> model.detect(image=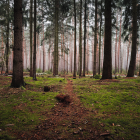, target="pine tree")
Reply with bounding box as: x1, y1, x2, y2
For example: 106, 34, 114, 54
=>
102, 0, 112, 79
11, 0, 24, 87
